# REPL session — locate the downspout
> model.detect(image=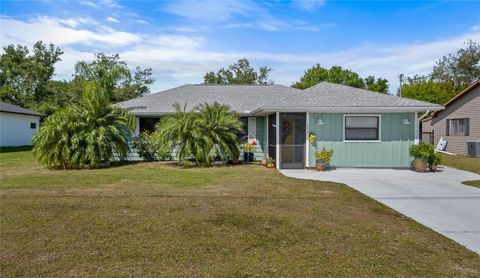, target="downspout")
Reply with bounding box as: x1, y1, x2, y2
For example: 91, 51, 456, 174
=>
418, 110, 430, 122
